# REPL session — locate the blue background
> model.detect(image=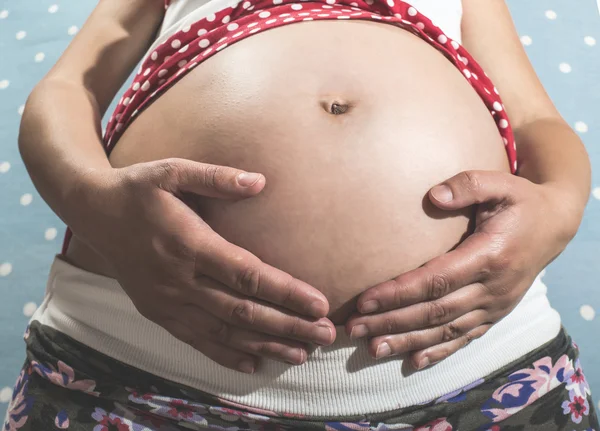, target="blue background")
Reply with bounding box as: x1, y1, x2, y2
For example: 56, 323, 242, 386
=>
1, 0, 599, 418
